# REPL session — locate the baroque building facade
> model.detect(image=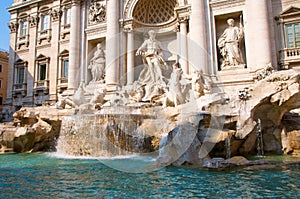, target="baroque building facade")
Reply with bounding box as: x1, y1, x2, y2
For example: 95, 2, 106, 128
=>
5, 0, 300, 111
